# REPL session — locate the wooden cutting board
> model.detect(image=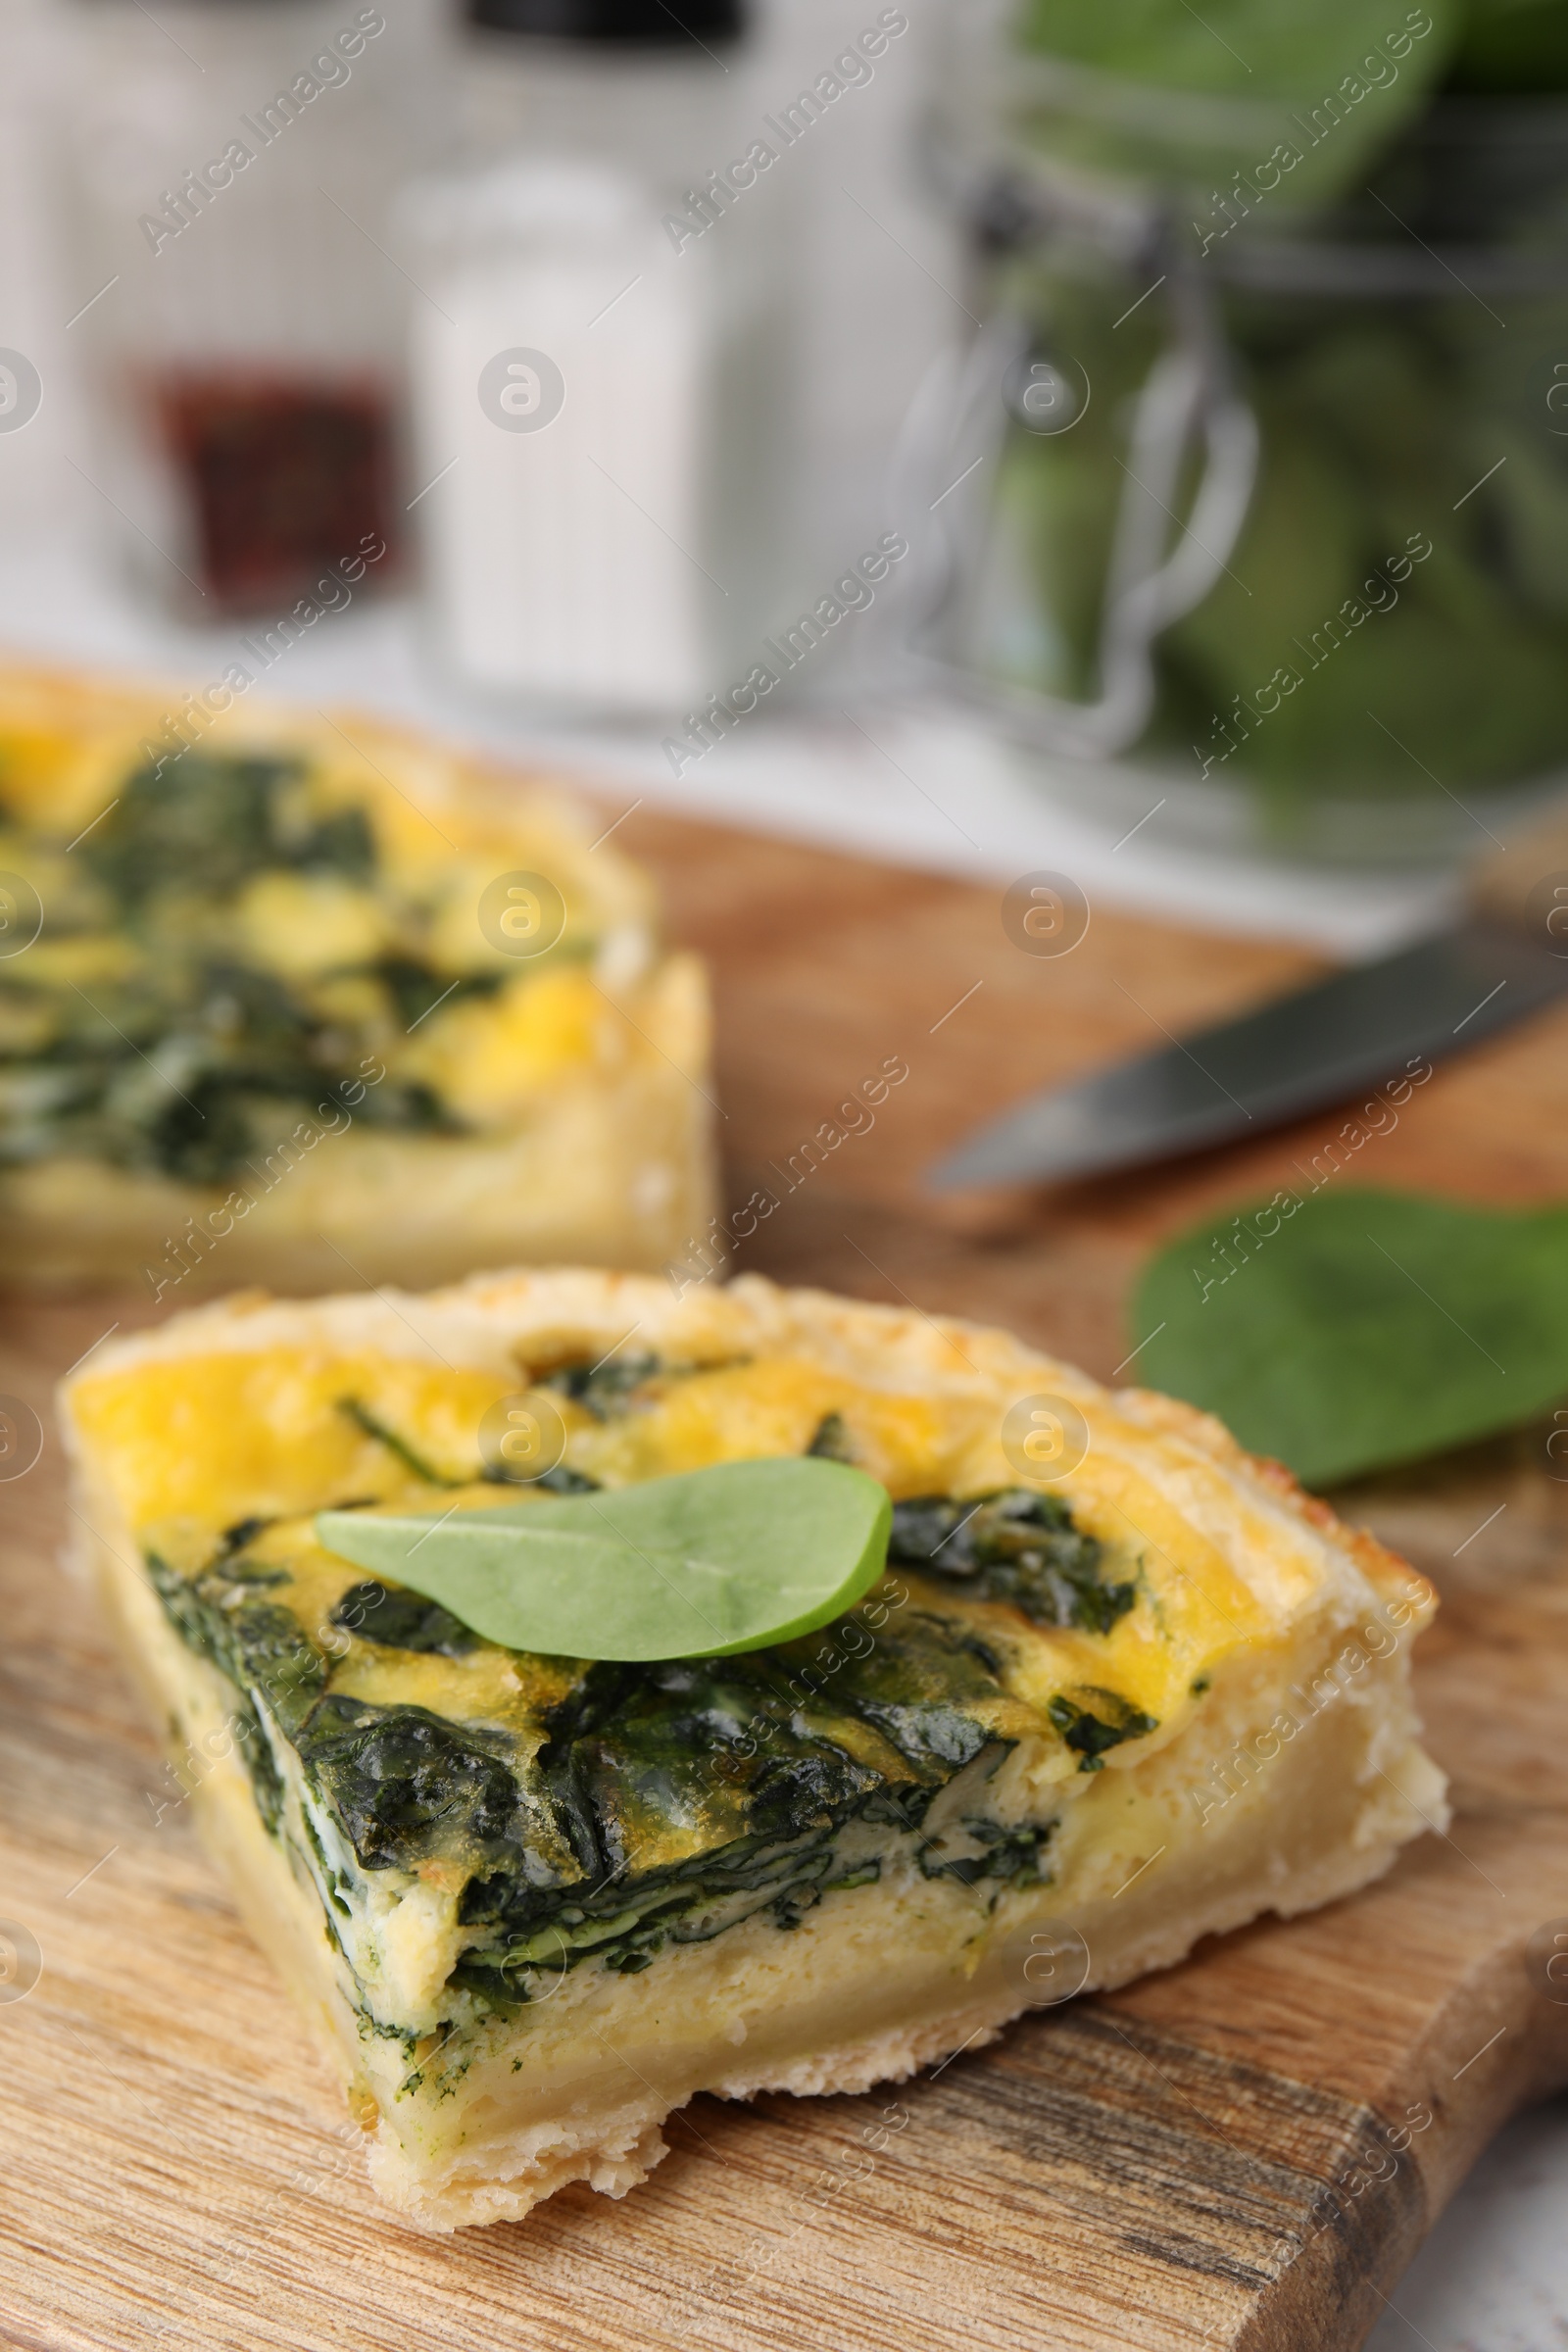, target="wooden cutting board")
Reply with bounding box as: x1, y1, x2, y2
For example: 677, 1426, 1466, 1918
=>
6, 801, 1568, 2352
